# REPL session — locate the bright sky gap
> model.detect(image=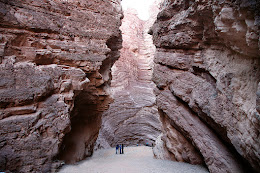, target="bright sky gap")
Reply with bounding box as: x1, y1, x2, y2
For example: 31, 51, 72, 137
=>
121, 0, 156, 20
